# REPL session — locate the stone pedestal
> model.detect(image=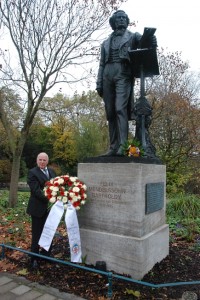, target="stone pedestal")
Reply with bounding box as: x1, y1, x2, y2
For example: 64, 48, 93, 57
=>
77, 158, 169, 279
